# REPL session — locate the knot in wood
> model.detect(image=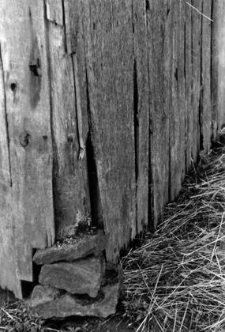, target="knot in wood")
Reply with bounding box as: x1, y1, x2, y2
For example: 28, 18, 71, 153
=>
19, 132, 31, 148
